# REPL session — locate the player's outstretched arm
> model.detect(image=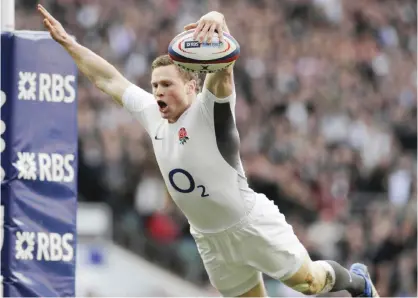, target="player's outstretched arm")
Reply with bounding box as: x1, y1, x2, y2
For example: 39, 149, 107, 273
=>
37, 4, 130, 106
184, 11, 234, 100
